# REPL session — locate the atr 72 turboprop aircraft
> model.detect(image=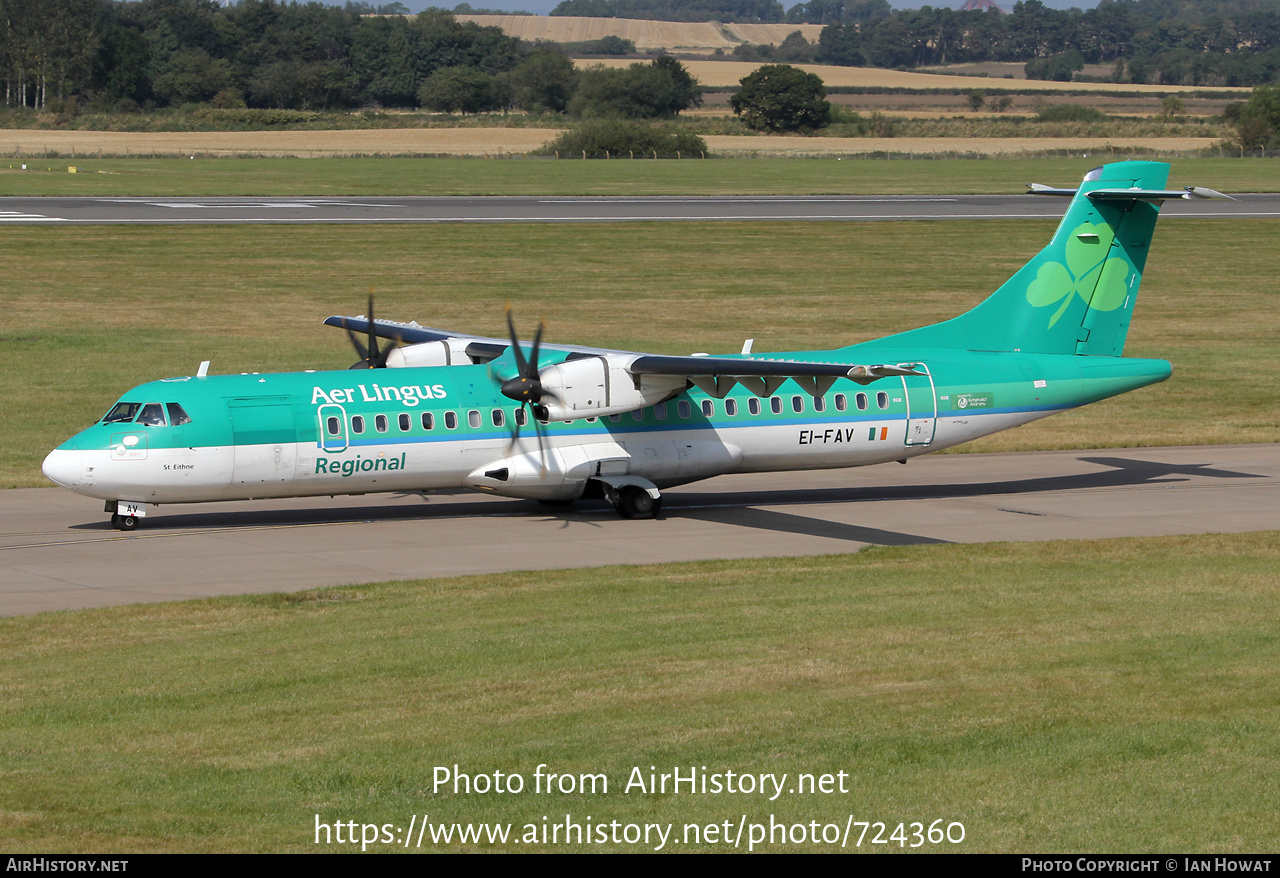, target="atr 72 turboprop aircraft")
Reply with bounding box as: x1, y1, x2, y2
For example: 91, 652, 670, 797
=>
43, 161, 1229, 530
